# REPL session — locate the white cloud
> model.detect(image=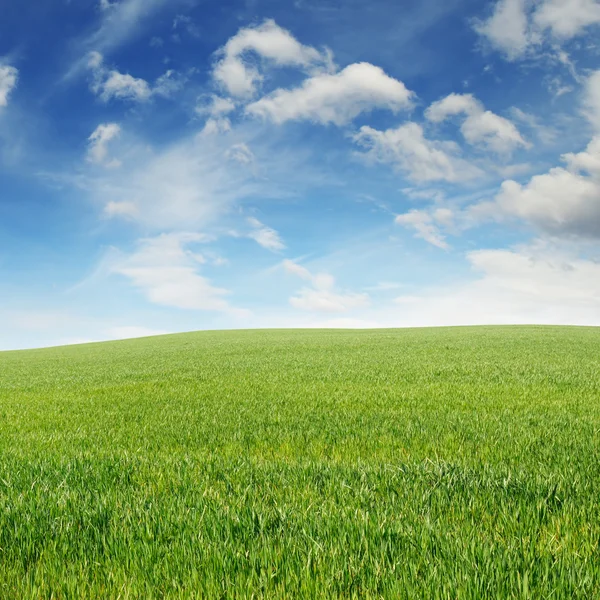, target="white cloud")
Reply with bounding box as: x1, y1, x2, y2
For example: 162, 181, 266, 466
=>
81, 131, 267, 230
392, 242, 600, 326
196, 94, 236, 117
354, 122, 481, 182
474, 0, 533, 60
153, 69, 186, 98
395, 209, 450, 249
196, 95, 237, 136
533, 0, 600, 39
247, 217, 285, 251
283, 260, 369, 312
104, 201, 138, 218
87, 123, 121, 167
426, 93, 528, 153
112, 232, 248, 315
225, 143, 254, 165
583, 70, 600, 131
509, 107, 557, 144
0, 64, 18, 108
94, 69, 151, 103
201, 118, 232, 136
88, 52, 180, 103
470, 136, 600, 239
213, 19, 333, 98
70, 0, 177, 70
246, 62, 413, 126
475, 0, 600, 59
